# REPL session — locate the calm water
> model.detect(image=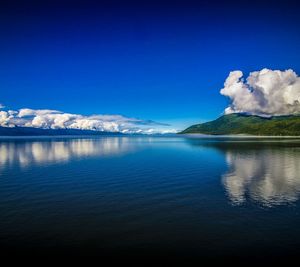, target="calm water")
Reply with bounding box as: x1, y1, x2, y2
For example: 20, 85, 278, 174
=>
1, 136, 300, 262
